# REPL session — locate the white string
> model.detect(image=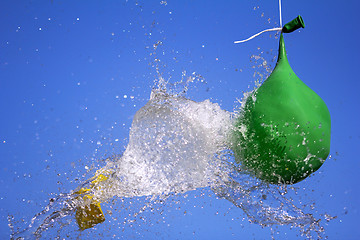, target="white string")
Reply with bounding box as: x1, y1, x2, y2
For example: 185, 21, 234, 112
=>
279, 0, 282, 27
234, 0, 283, 44
234, 27, 282, 44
